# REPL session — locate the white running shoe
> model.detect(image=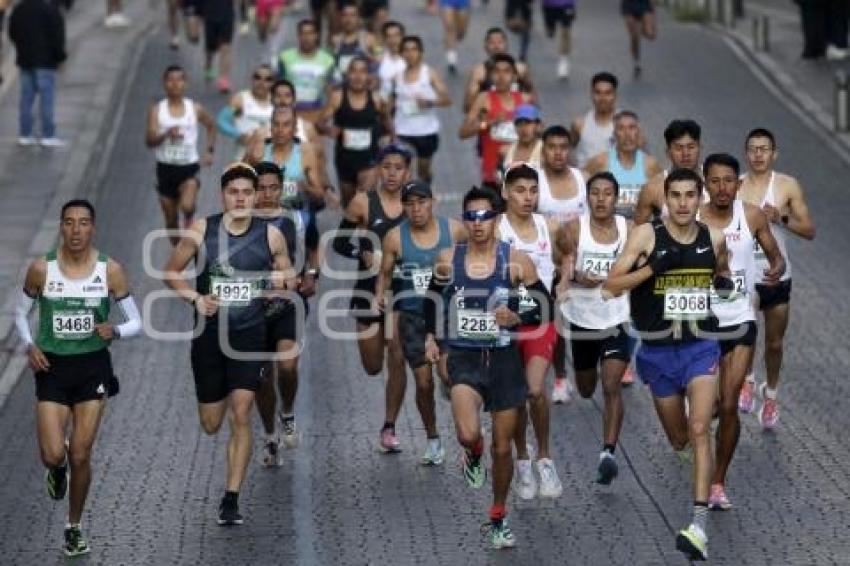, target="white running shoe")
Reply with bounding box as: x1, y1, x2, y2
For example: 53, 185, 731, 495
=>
17, 136, 38, 146
515, 459, 537, 500
104, 13, 131, 28
827, 44, 848, 61
552, 377, 572, 404
40, 137, 67, 148
557, 57, 570, 79
535, 458, 563, 498
279, 414, 301, 449
420, 438, 445, 466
